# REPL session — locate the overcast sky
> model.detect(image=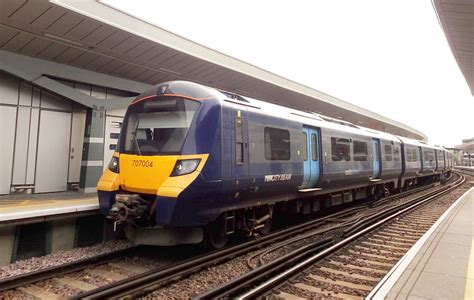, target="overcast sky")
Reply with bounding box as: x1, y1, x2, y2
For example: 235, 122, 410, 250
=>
106, 0, 473, 146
